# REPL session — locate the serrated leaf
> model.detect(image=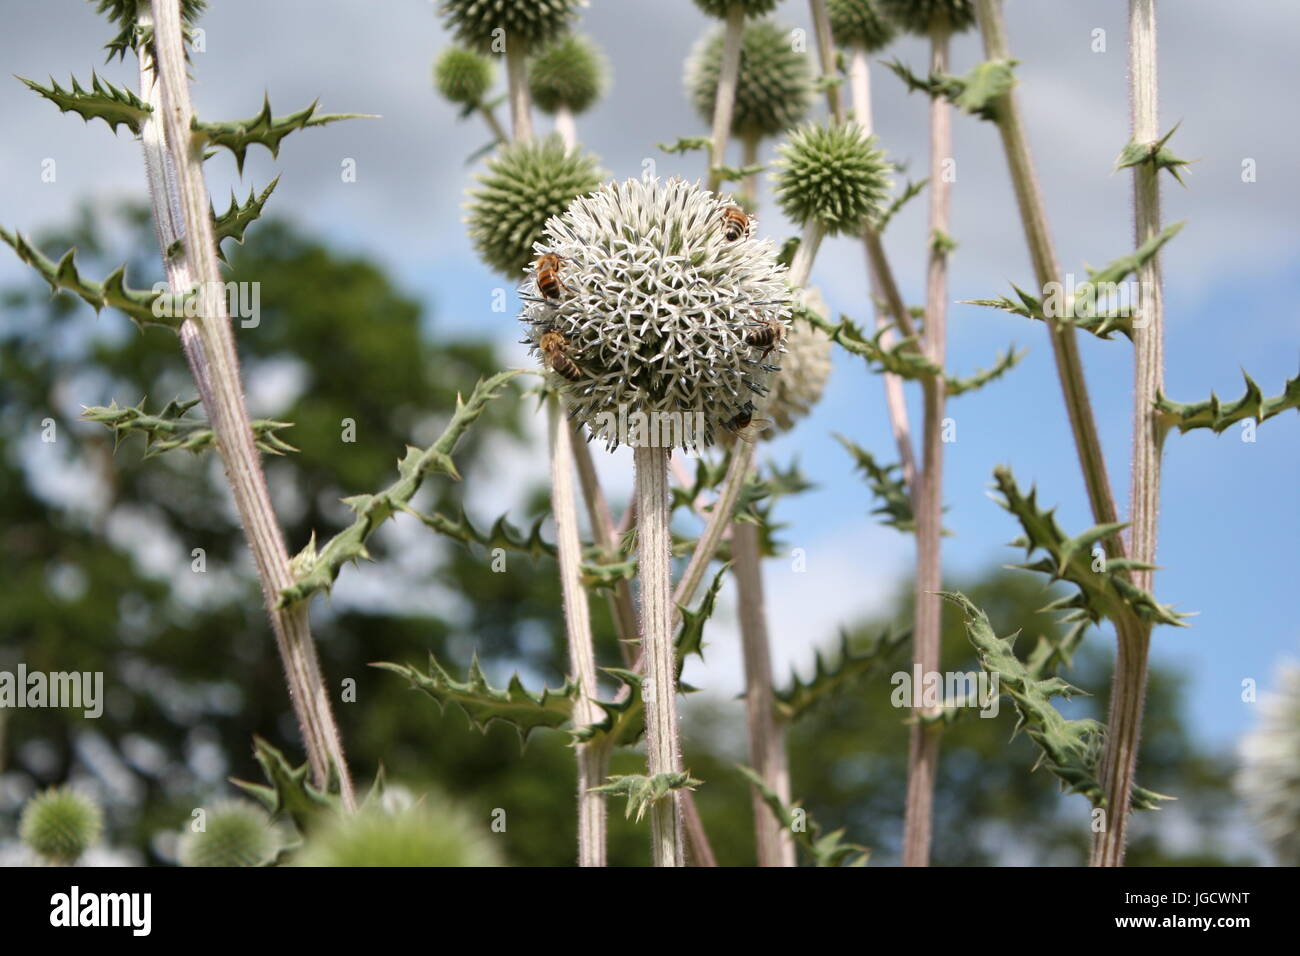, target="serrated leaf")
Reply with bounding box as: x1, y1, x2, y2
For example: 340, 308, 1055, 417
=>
886, 57, 1018, 121
711, 163, 765, 184
992, 466, 1187, 630
940, 592, 1171, 811
1156, 370, 1300, 434
229, 736, 337, 832
20, 72, 152, 135
193, 97, 374, 174
774, 625, 910, 722
95, 0, 207, 61
737, 767, 870, 866
374, 654, 577, 746
677, 565, 727, 676
168, 177, 281, 261
0, 226, 180, 330
279, 369, 522, 607
82, 396, 296, 457
837, 435, 915, 533
877, 178, 927, 234
656, 136, 711, 155
403, 506, 555, 560
591, 772, 701, 823
945, 344, 1026, 396
1115, 123, 1193, 184
804, 309, 940, 380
